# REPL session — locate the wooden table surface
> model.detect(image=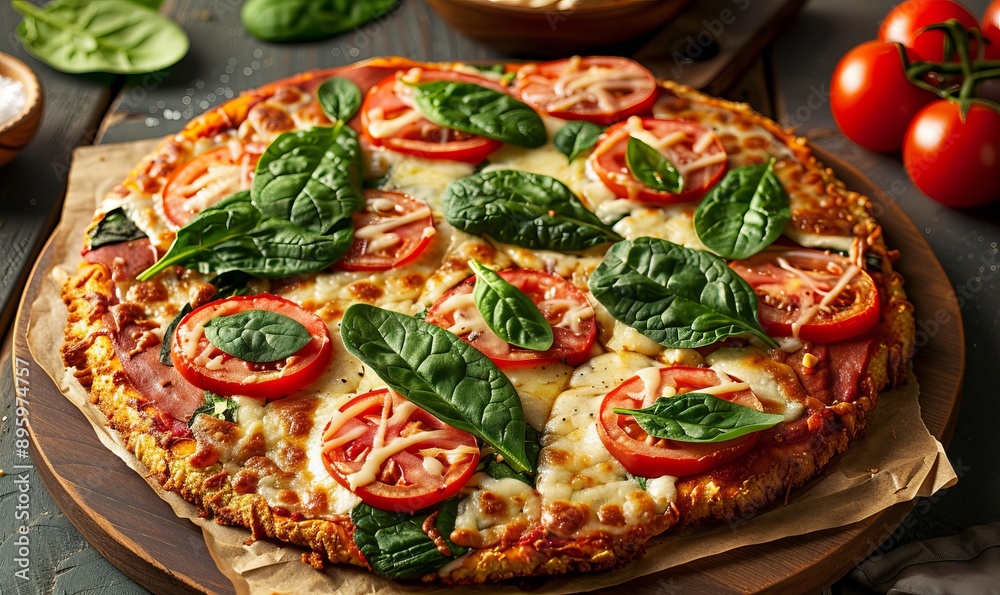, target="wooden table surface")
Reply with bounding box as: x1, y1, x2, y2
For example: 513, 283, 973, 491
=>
1, 0, 997, 593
